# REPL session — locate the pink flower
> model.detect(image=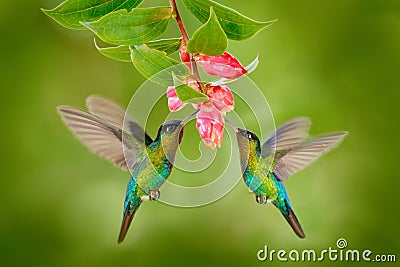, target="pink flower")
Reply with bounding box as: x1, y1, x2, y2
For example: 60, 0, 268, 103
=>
167, 86, 185, 111
173, 40, 249, 148
196, 52, 247, 79
196, 104, 225, 149
179, 42, 192, 71
167, 80, 202, 112
179, 42, 246, 79
166, 83, 235, 149
206, 84, 234, 113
